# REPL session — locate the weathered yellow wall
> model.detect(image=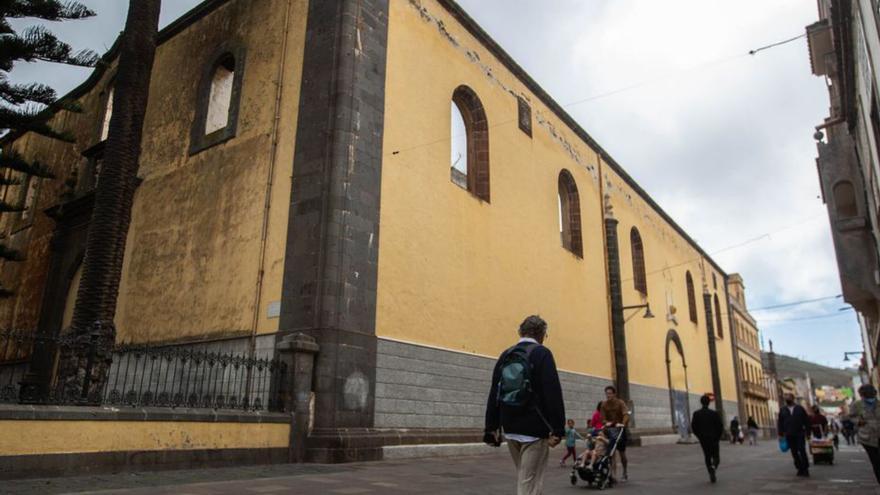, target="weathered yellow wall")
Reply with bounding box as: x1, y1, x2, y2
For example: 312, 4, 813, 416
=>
114, 0, 308, 343
378, 0, 740, 404
378, 0, 611, 378
0, 0, 307, 344
0, 420, 288, 456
